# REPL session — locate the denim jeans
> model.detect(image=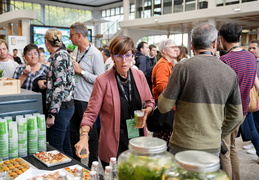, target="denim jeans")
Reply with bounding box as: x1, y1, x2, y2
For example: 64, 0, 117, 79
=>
247, 112, 259, 156
253, 110, 259, 133
47, 105, 74, 157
